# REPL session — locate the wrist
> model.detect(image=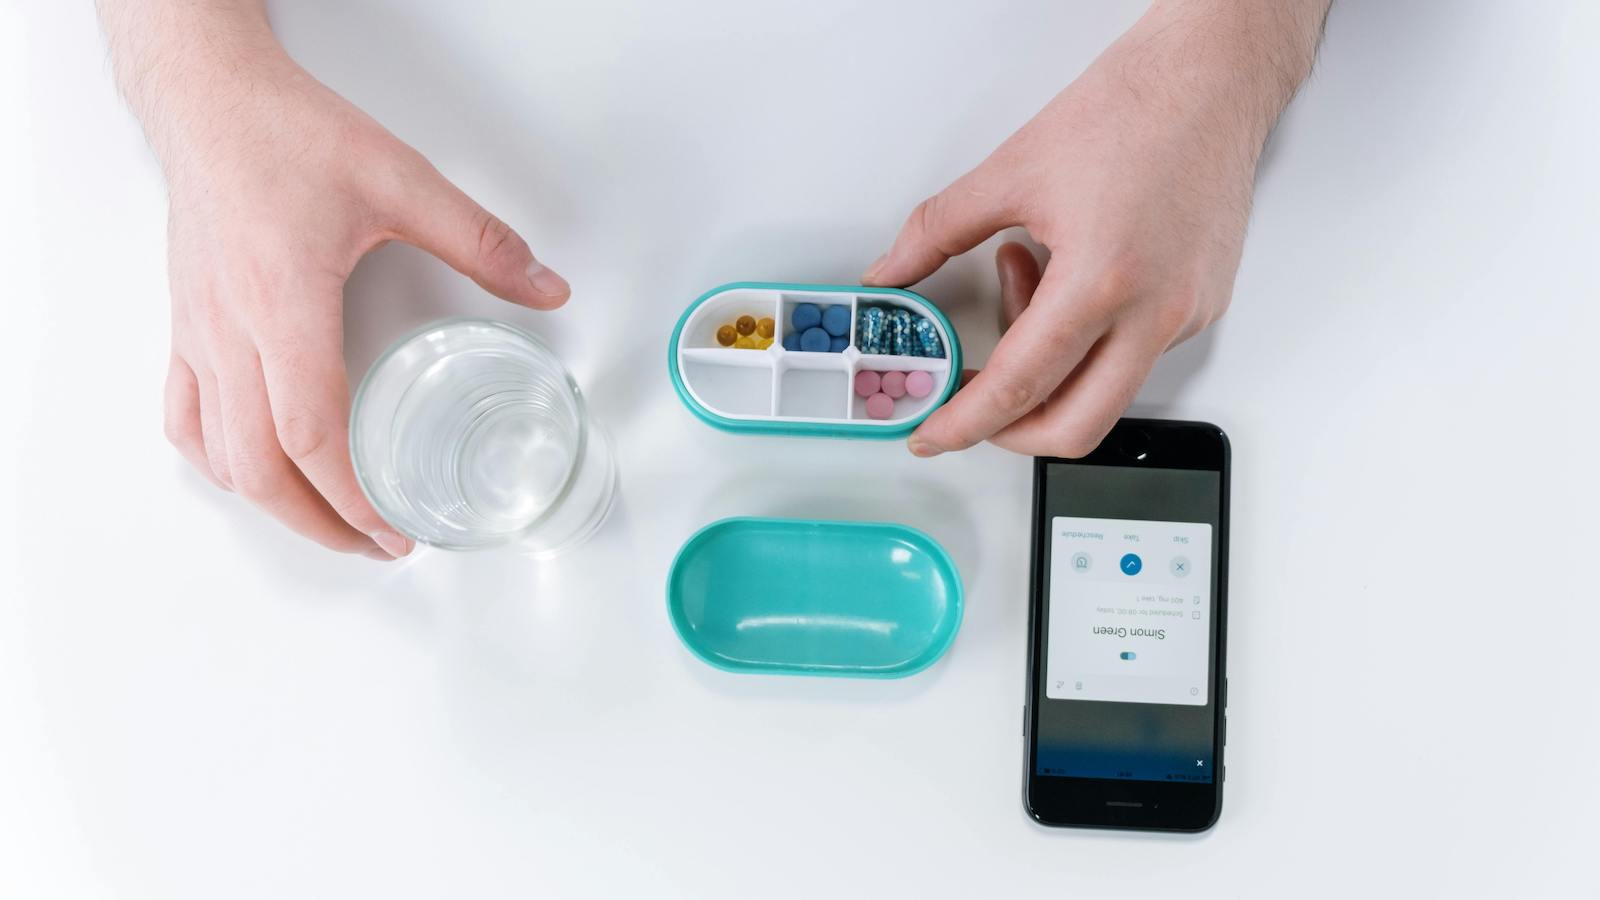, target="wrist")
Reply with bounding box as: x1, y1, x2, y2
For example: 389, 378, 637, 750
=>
102, 0, 295, 173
